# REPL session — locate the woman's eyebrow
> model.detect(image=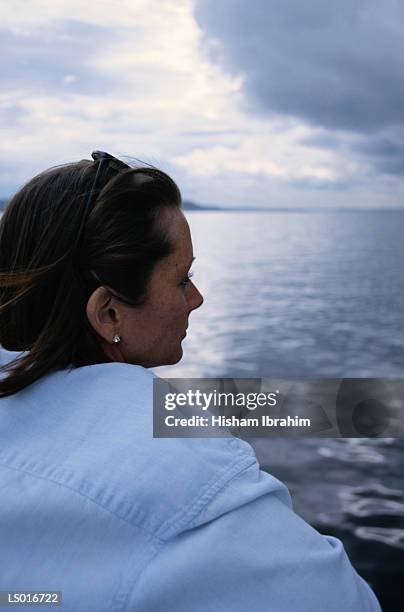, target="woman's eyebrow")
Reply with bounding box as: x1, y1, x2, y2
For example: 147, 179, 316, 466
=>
176, 257, 195, 273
